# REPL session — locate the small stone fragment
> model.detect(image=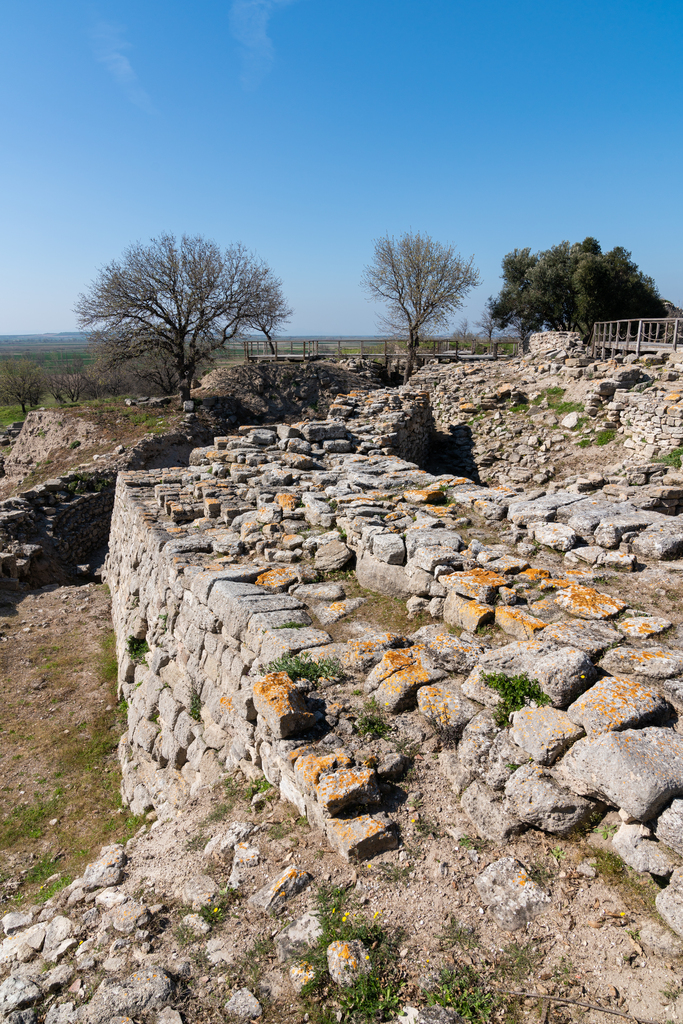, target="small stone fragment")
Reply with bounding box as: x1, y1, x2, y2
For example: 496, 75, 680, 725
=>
326, 939, 371, 987
474, 856, 551, 931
